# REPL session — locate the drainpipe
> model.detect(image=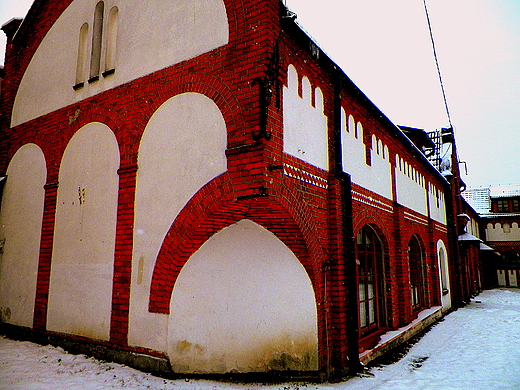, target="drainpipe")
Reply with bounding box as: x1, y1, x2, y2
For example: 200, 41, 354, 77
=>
332, 70, 362, 375
340, 171, 363, 374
